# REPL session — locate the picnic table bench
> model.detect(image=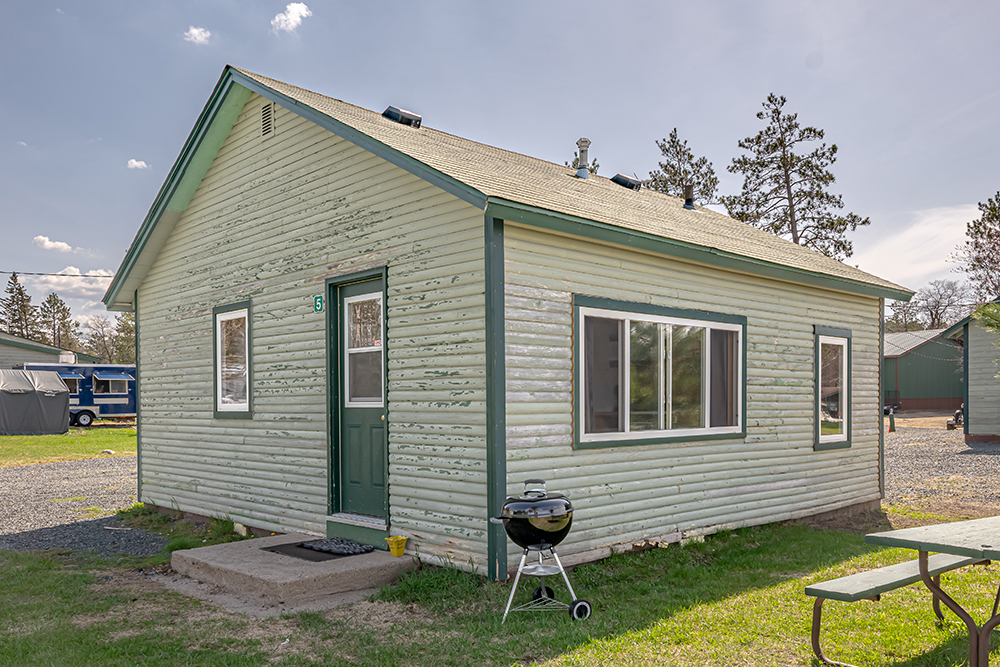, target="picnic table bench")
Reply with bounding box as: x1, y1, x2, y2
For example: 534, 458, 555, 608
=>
806, 553, 989, 667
